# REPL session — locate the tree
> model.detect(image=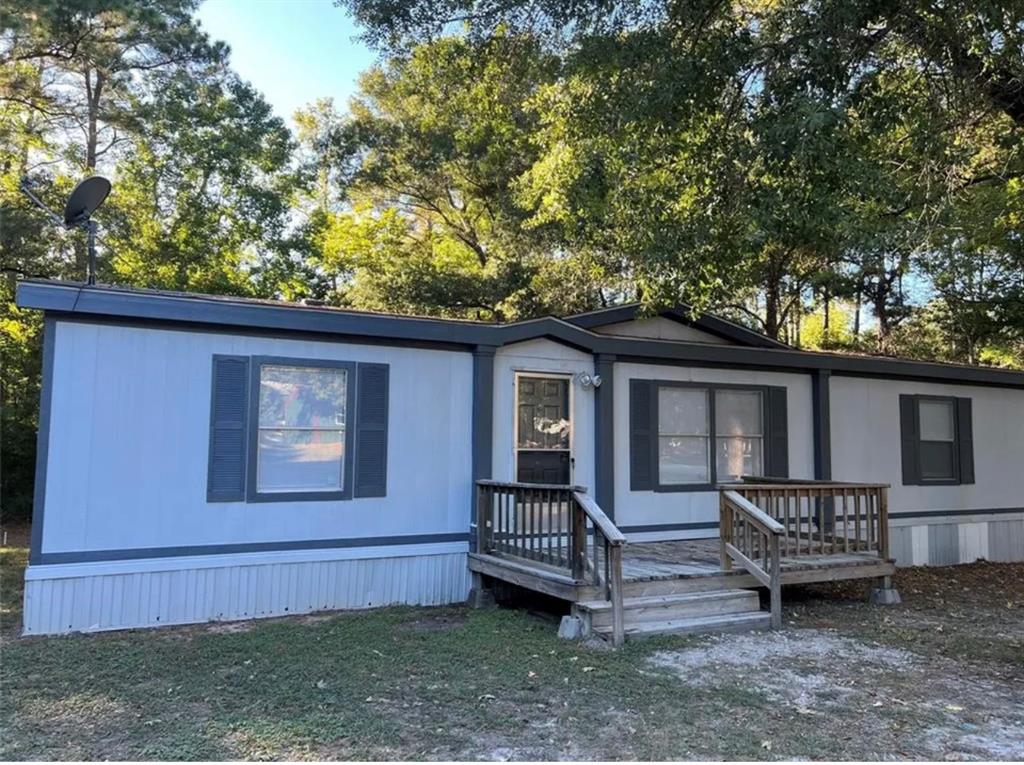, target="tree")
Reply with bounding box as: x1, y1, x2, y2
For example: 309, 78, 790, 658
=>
341, 0, 1024, 351
2, 0, 227, 275
308, 33, 615, 319
0, 1, 297, 520
102, 71, 297, 294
